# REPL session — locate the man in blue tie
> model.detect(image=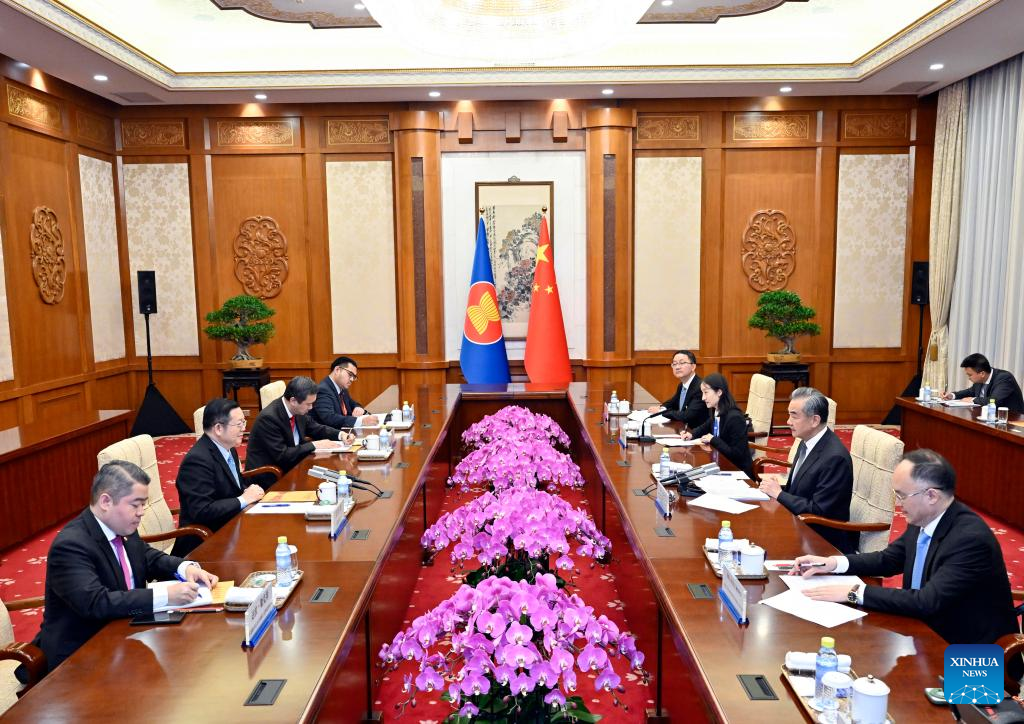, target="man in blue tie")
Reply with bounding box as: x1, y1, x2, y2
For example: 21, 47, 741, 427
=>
172, 398, 266, 556
794, 449, 1017, 645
